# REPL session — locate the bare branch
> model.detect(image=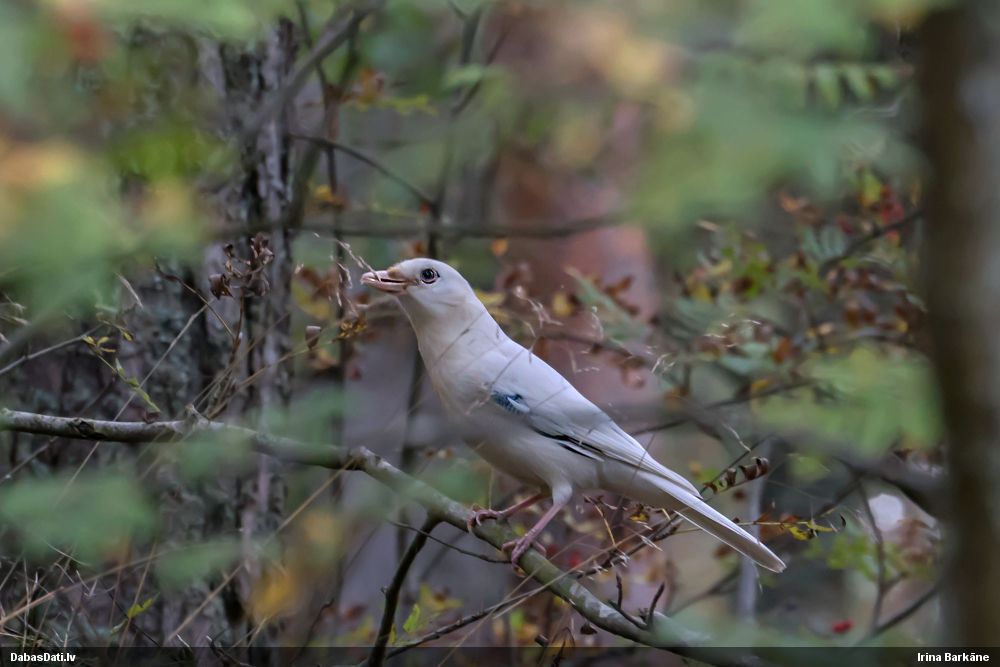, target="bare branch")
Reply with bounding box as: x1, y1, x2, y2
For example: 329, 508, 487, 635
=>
240, 1, 384, 142
387, 589, 537, 657
243, 209, 625, 239
369, 517, 439, 667
290, 135, 438, 212
0, 328, 95, 379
